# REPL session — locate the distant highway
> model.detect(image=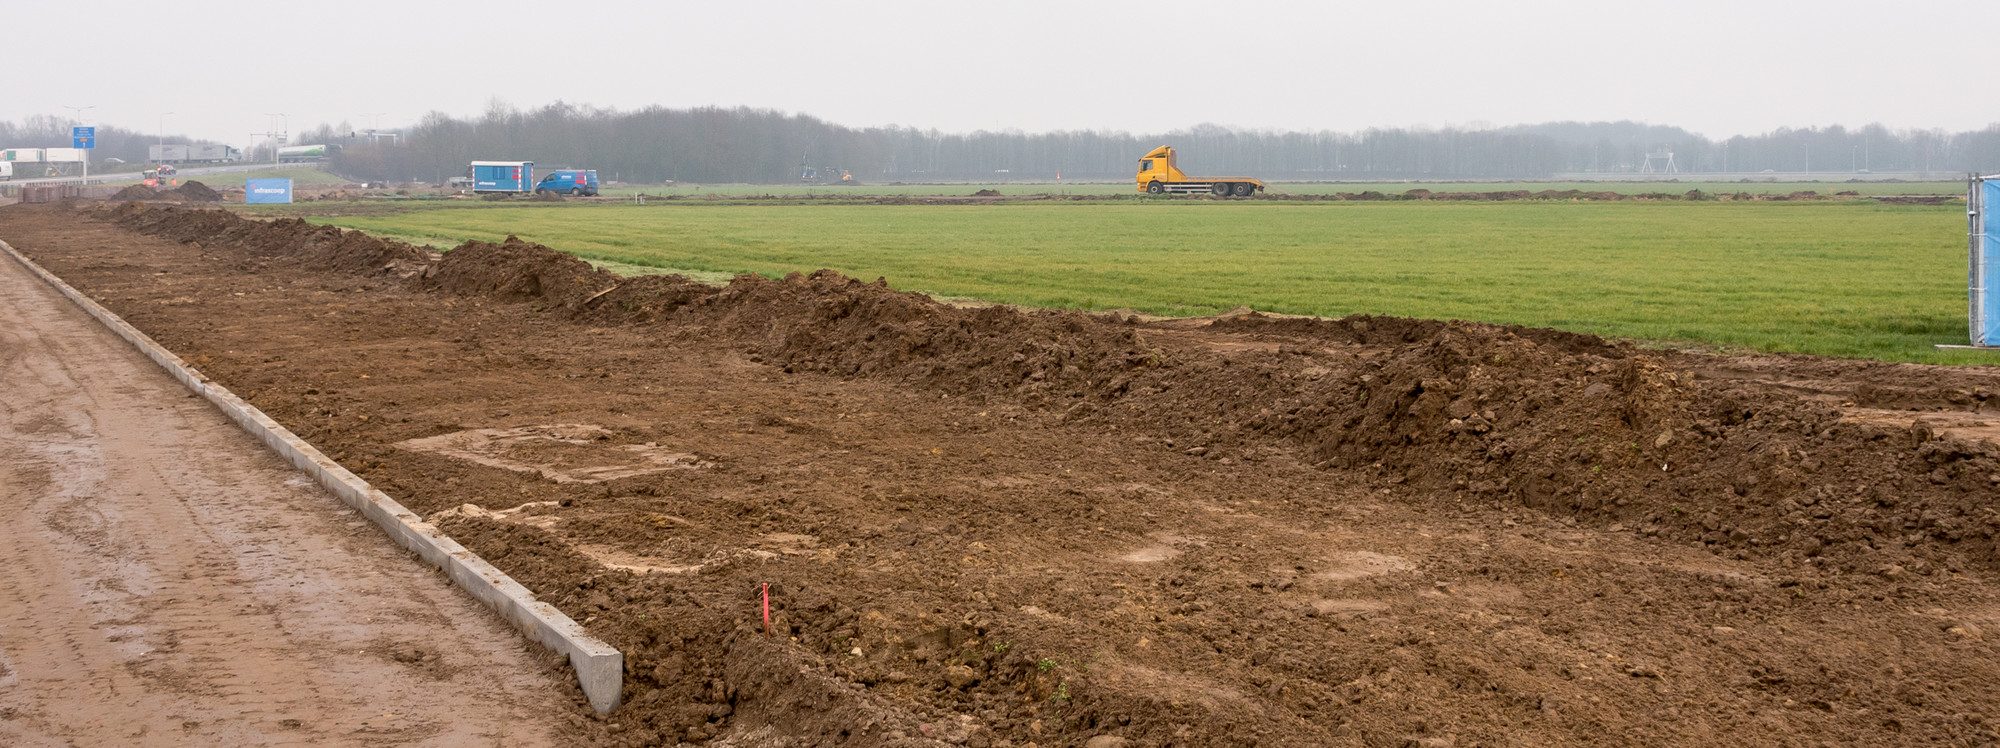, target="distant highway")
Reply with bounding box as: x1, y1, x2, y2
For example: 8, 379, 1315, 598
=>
2, 162, 328, 187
